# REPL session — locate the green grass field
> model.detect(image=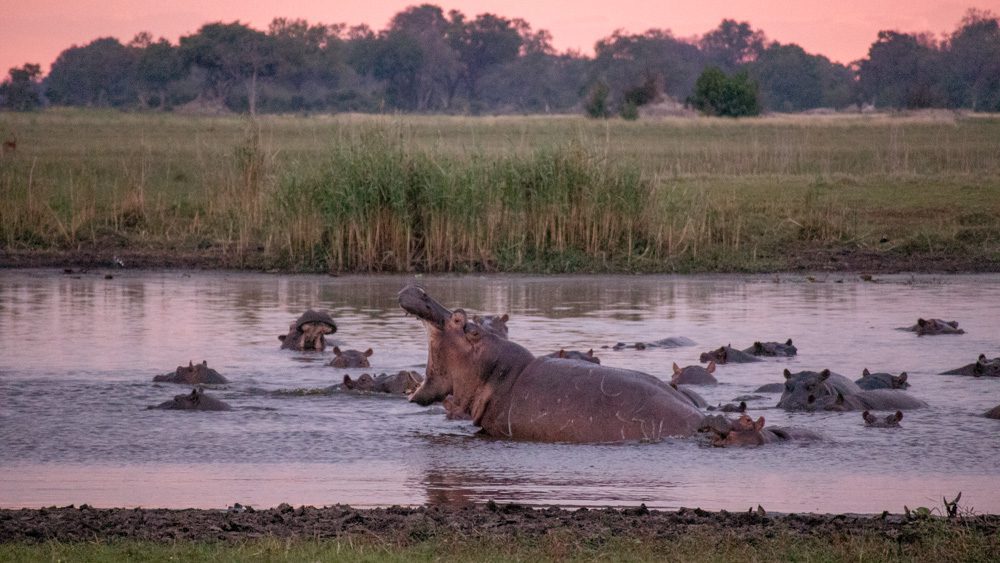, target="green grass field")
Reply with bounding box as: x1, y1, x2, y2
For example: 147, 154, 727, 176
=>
1, 109, 998, 272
